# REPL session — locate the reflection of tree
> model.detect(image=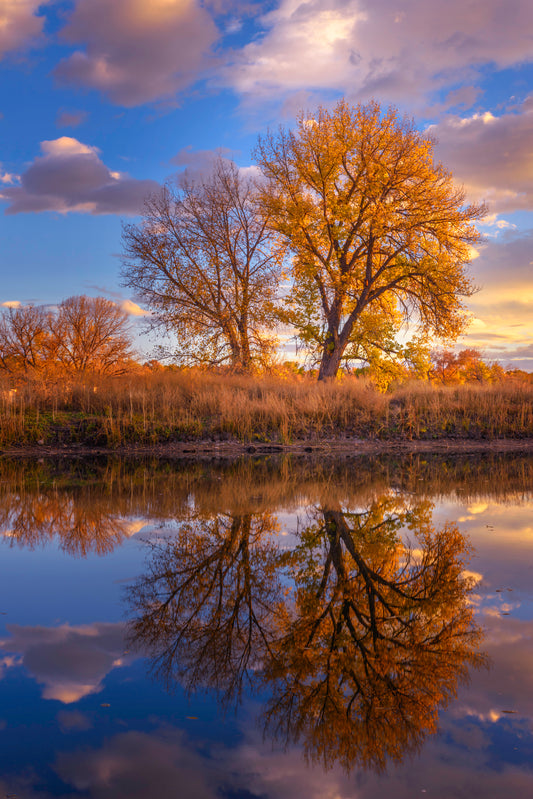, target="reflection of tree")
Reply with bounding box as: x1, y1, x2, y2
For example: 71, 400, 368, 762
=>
265, 498, 484, 771
0, 490, 130, 556
1, 452, 532, 554
128, 512, 286, 701
127, 494, 485, 772
0, 460, 150, 557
